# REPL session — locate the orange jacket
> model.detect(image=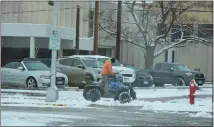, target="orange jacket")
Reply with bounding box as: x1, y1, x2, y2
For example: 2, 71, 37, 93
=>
101, 60, 114, 75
